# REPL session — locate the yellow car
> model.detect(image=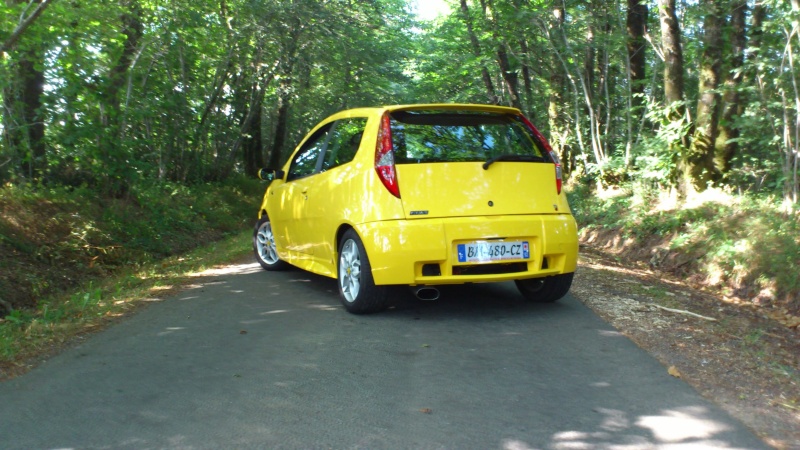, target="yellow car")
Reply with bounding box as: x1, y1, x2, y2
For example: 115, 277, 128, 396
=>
254, 104, 578, 313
